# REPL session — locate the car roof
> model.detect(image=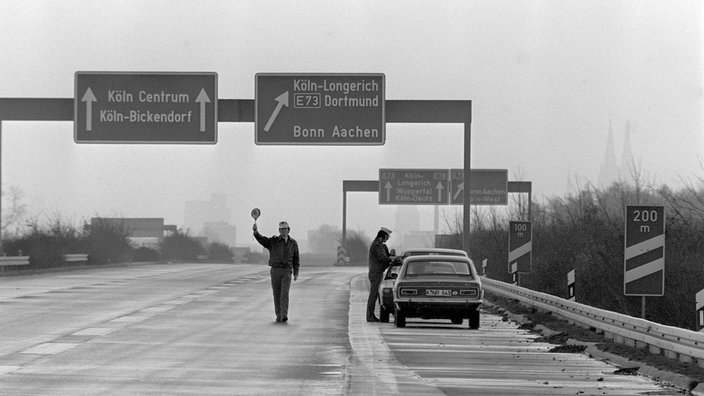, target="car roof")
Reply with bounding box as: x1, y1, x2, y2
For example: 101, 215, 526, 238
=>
402, 248, 468, 257
403, 254, 473, 263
